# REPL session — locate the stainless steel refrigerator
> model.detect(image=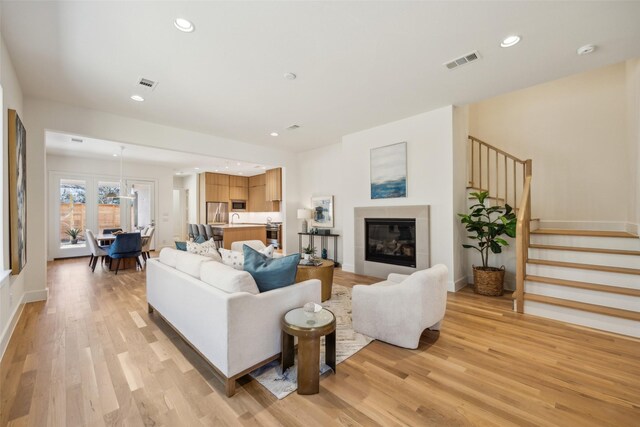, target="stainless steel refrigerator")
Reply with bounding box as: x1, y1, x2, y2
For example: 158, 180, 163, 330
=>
206, 202, 229, 224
